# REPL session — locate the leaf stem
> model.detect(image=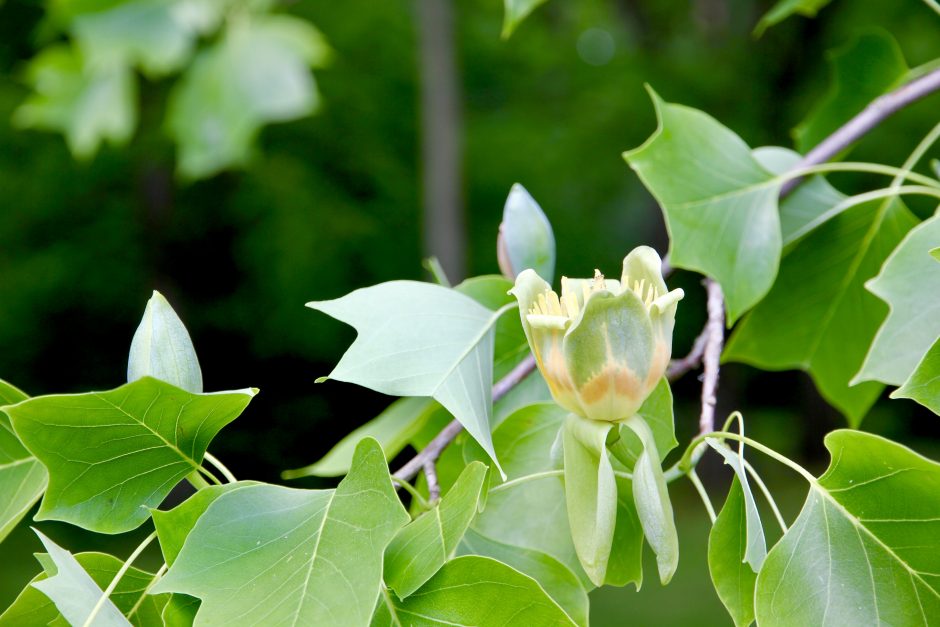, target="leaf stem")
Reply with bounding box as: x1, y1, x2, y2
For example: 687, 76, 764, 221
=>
776, 161, 940, 190
196, 465, 223, 486
741, 457, 788, 533
687, 469, 716, 523
393, 476, 431, 510
203, 451, 237, 483
126, 562, 168, 619
186, 471, 211, 490
680, 431, 817, 485
83, 530, 158, 627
